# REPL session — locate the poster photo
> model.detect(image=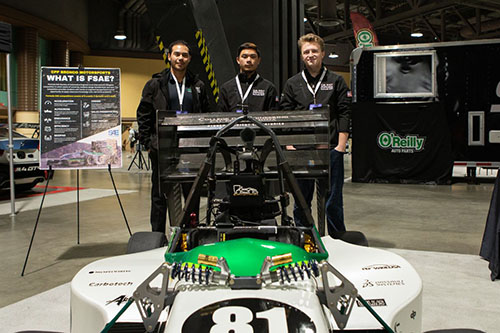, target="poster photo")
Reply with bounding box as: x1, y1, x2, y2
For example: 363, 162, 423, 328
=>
39, 67, 122, 170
